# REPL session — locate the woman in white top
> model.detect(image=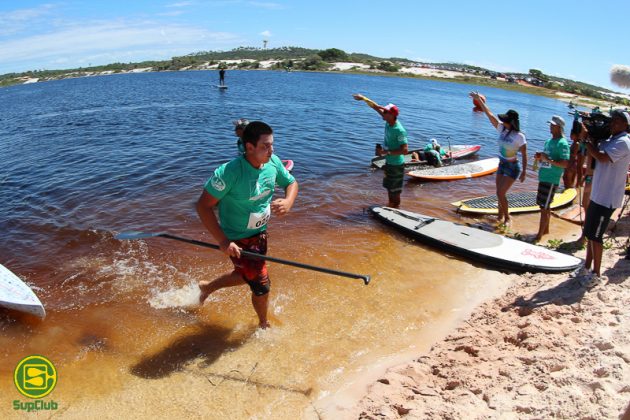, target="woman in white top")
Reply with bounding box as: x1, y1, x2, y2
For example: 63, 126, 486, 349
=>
469, 92, 527, 227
